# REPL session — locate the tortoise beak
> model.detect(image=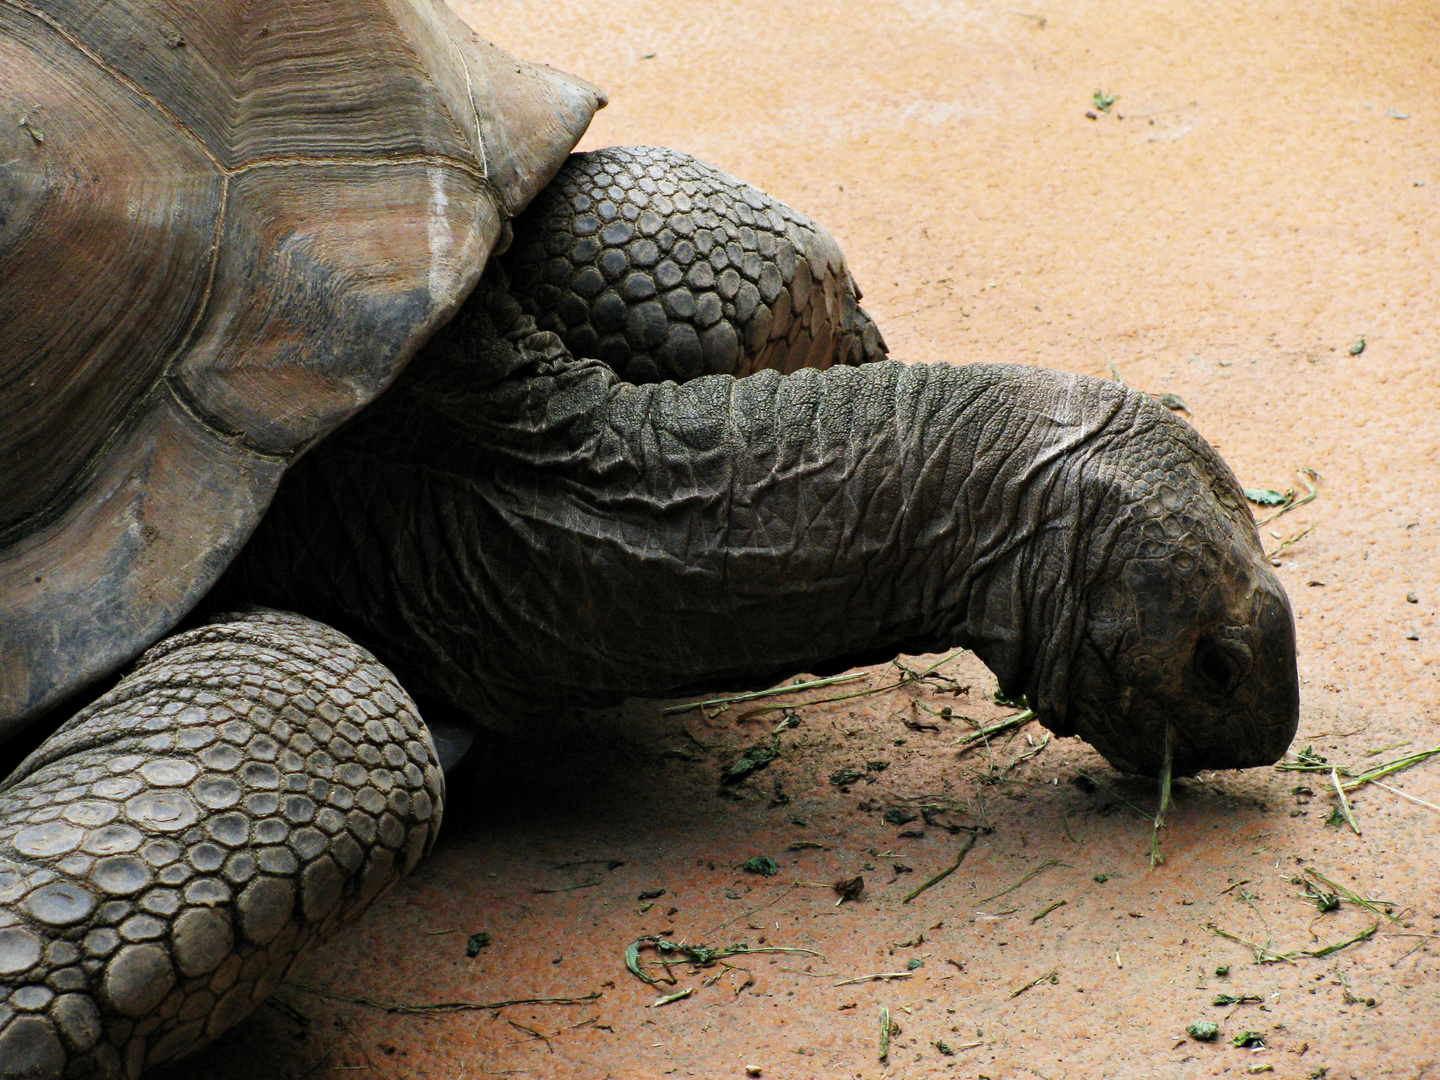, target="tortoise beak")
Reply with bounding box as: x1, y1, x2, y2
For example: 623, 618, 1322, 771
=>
1067, 560, 1300, 779
1162, 580, 1299, 774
